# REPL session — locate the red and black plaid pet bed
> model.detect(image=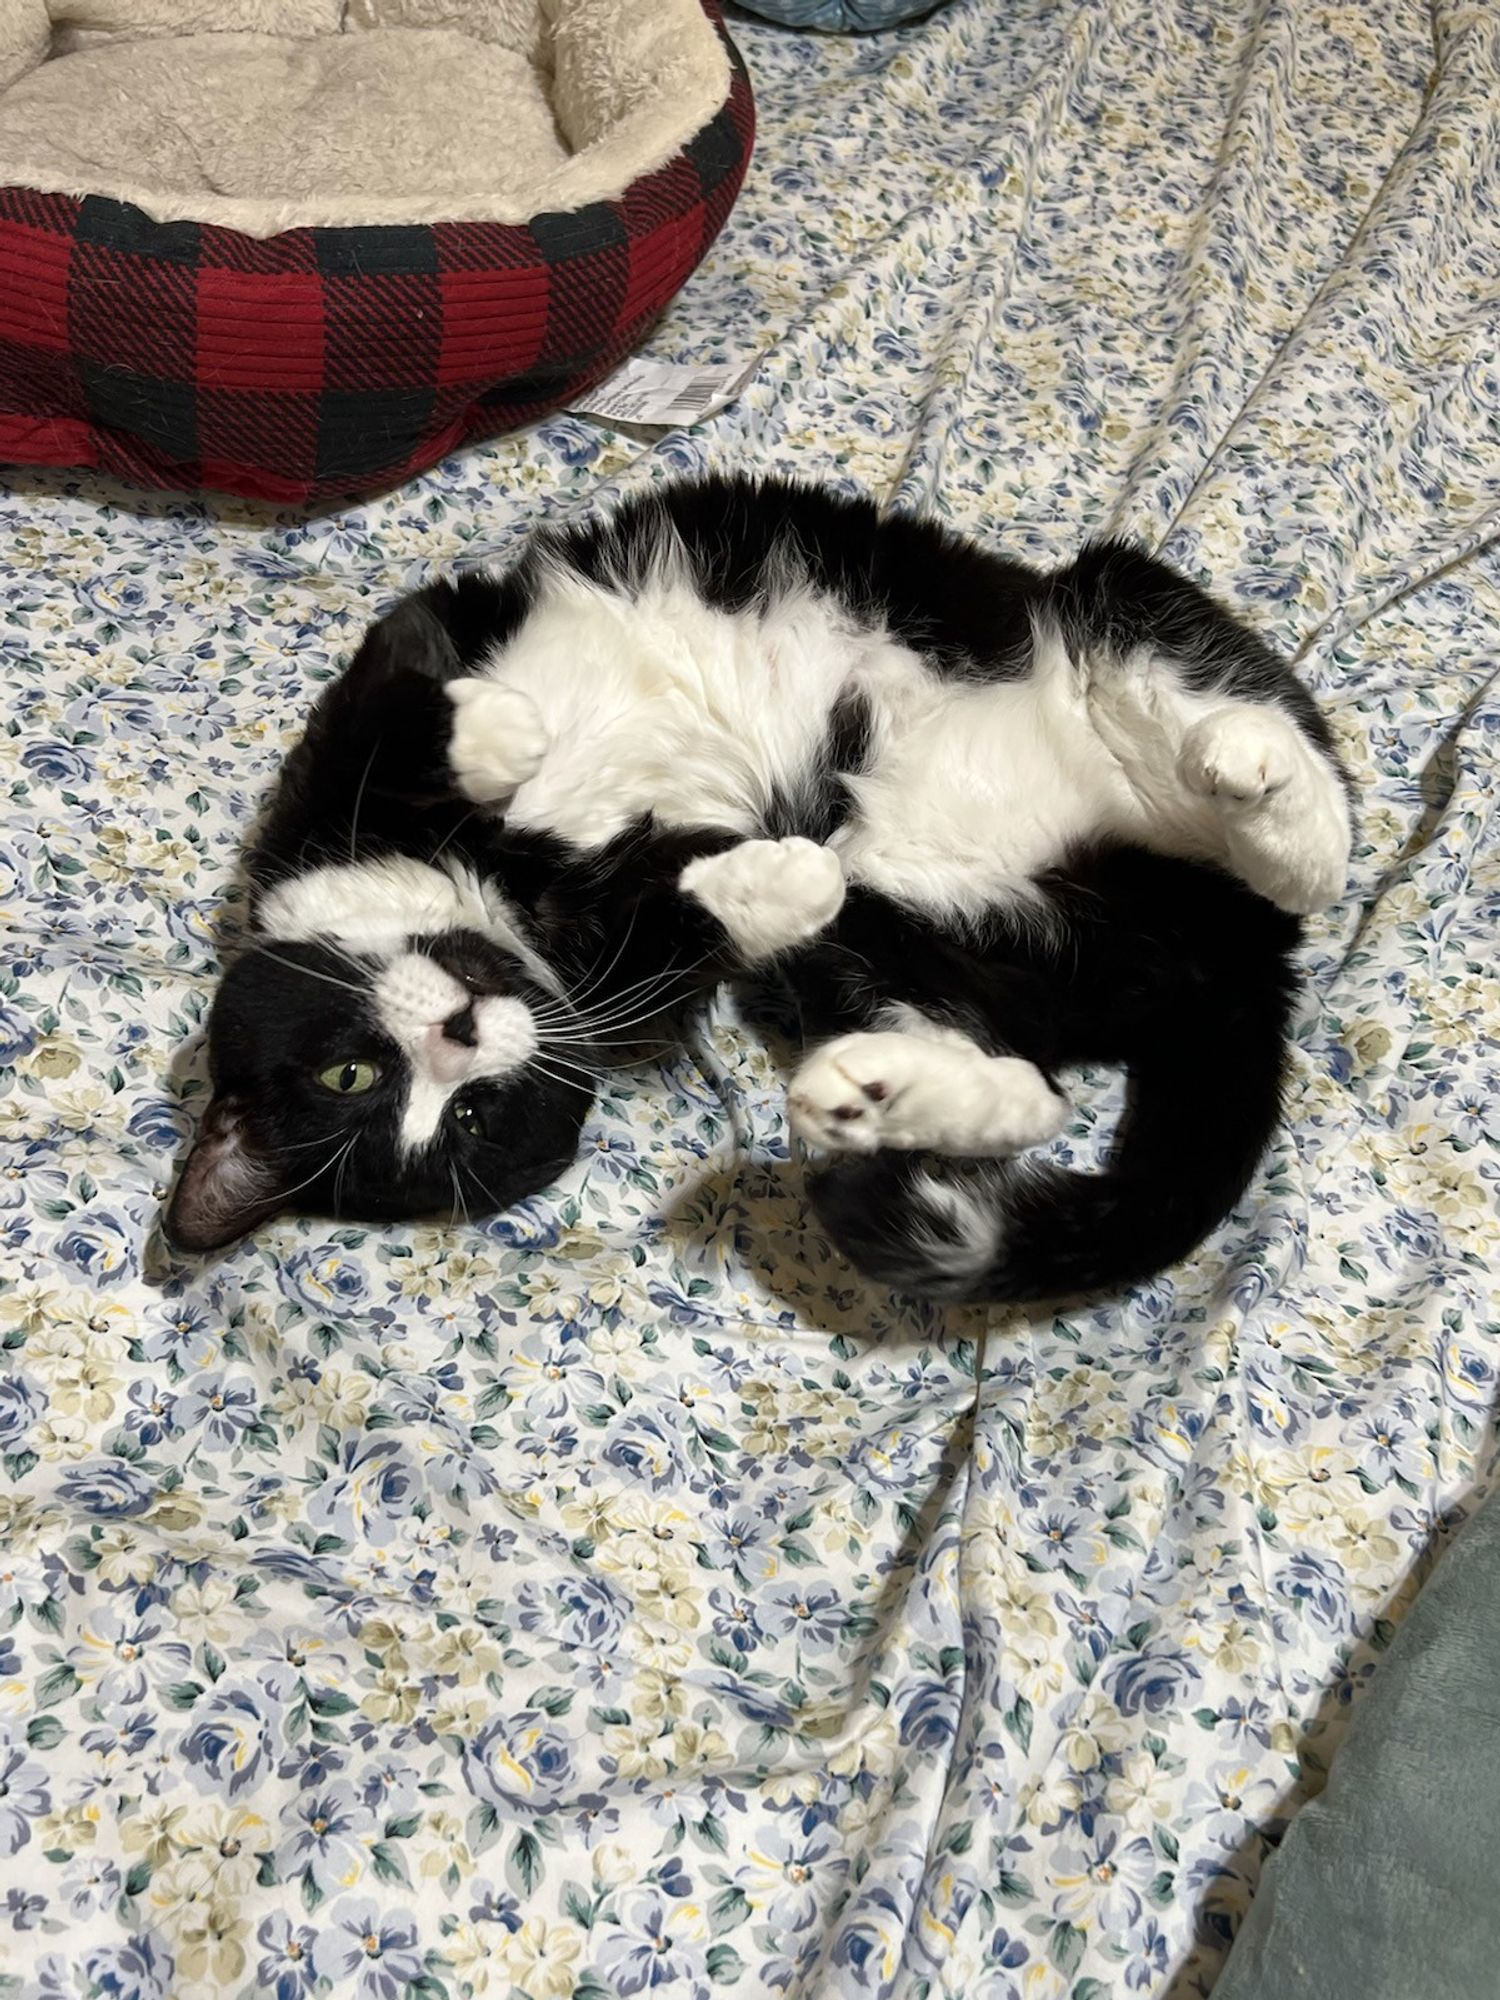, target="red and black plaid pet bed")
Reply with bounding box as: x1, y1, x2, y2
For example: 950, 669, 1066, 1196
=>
0, 1, 753, 506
